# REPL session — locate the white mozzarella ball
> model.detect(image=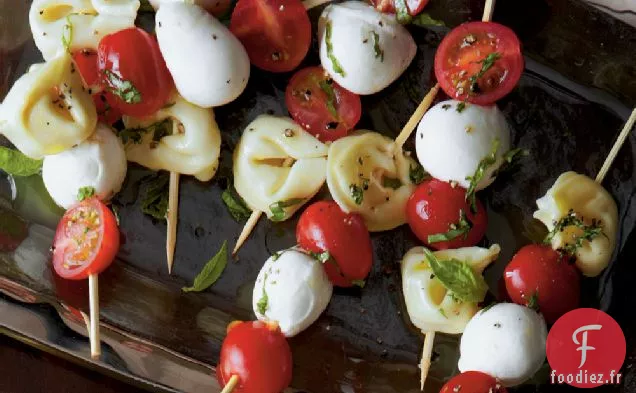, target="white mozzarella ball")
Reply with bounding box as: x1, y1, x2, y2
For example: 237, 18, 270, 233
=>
252, 248, 333, 337
42, 124, 127, 209
416, 100, 511, 190
318, 1, 416, 95
155, 2, 250, 107
458, 303, 547, 387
